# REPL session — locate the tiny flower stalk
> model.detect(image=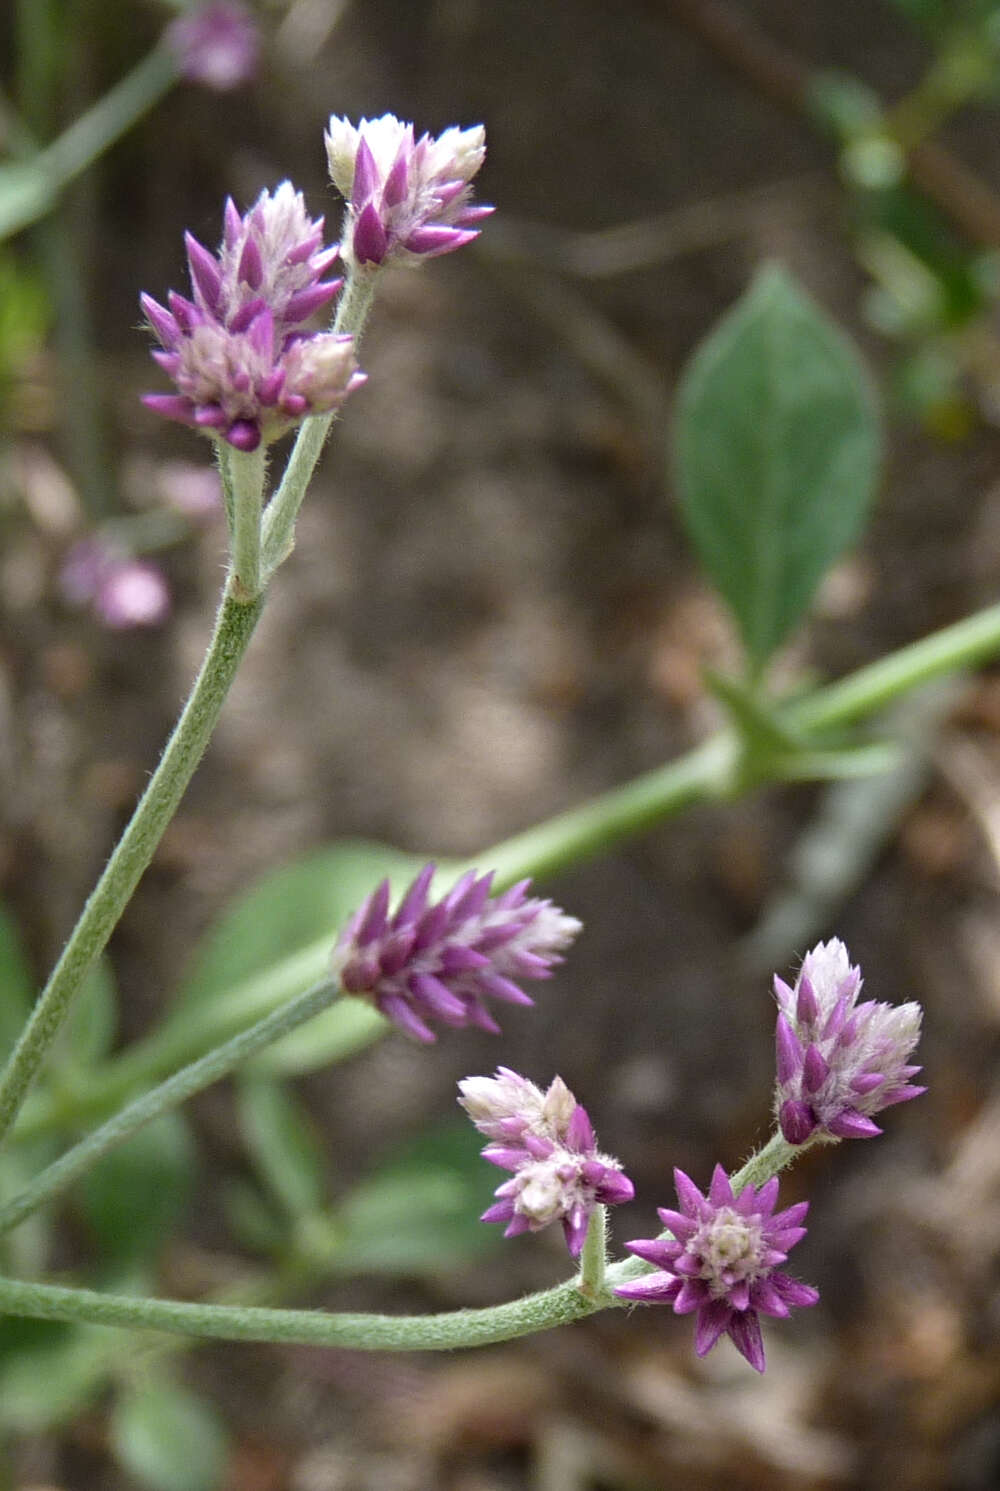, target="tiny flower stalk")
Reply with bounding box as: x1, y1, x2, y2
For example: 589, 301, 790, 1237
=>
224, 444, 266, 601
